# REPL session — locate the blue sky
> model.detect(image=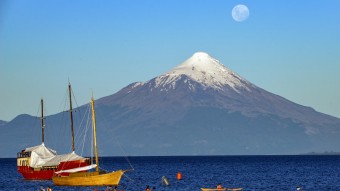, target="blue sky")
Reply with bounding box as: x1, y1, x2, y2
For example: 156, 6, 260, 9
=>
1, 0, 340, 121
